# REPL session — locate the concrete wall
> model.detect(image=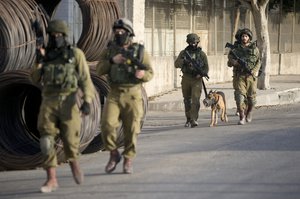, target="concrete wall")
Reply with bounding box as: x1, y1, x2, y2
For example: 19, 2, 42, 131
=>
269, 53, 300, 75
145, 52, 300, 98
55, 2, 300, 98
279, 53, 300, 75
117, 0, 145, 44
